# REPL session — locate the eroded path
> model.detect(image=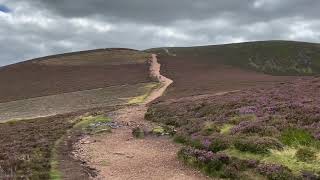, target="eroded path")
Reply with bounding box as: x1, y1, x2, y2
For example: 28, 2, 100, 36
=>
74, 54, 208, 179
